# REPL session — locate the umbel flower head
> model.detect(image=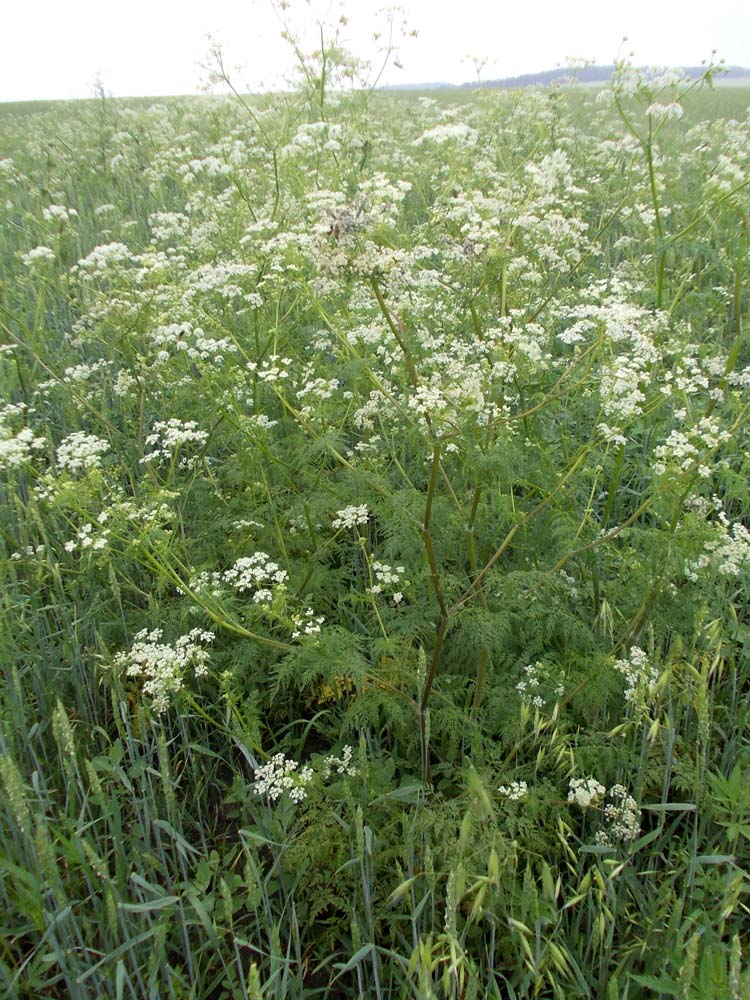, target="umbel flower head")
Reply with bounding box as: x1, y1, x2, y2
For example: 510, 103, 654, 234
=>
114, 628, 214, 713
253, 753, 314, 803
